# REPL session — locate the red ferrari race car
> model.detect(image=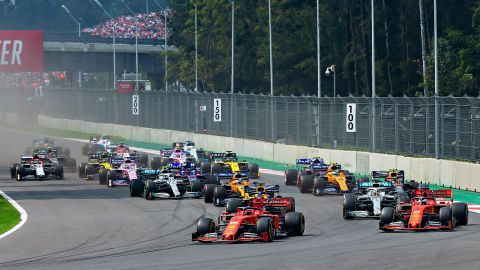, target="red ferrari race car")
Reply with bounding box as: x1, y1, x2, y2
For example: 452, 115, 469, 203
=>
192, 197, 305, 243
379, 189, 468, 231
